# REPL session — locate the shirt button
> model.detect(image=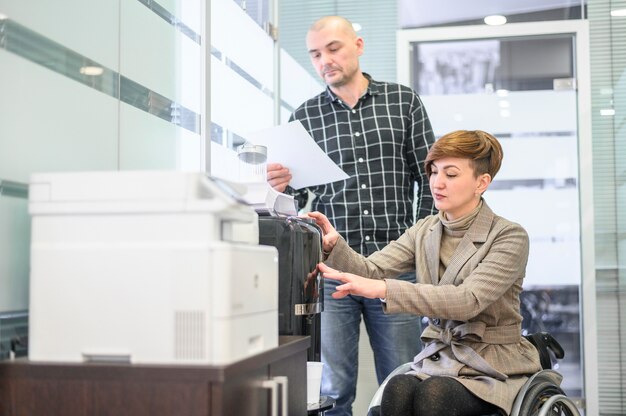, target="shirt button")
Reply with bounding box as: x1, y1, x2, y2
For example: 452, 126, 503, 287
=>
361, 184, 367, 189
358, 158, 364, 163
355, 132, 361, 137
352, 109, 356, 114
365, 236, 371, 241
363, 210, 369, 215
